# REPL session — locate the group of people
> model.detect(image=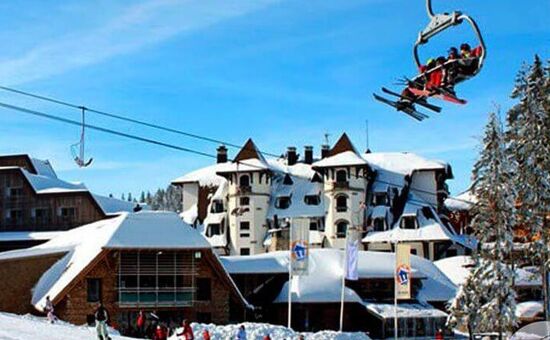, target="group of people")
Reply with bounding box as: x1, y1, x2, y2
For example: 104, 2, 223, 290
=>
402, 42, 483, 104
